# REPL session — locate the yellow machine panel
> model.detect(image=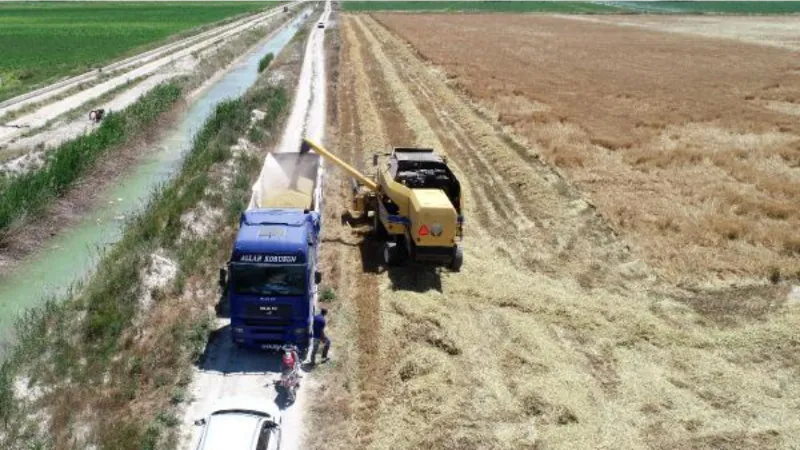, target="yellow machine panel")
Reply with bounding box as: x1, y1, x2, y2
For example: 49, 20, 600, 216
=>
412, 189, 452, 209
379, 168, 411, 214
409, 189, 457, 247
